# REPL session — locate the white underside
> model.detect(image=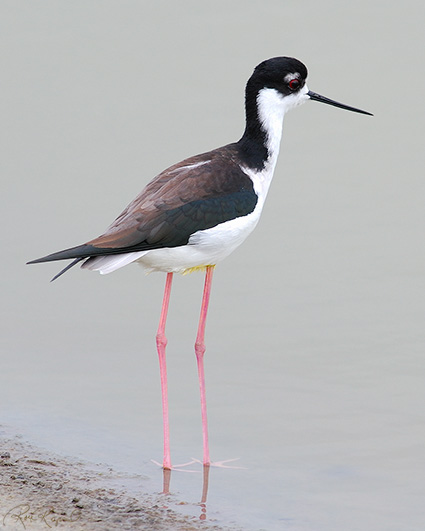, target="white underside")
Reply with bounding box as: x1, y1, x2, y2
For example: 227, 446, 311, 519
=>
82, 193, 265, 274
82, 84, 309, 275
